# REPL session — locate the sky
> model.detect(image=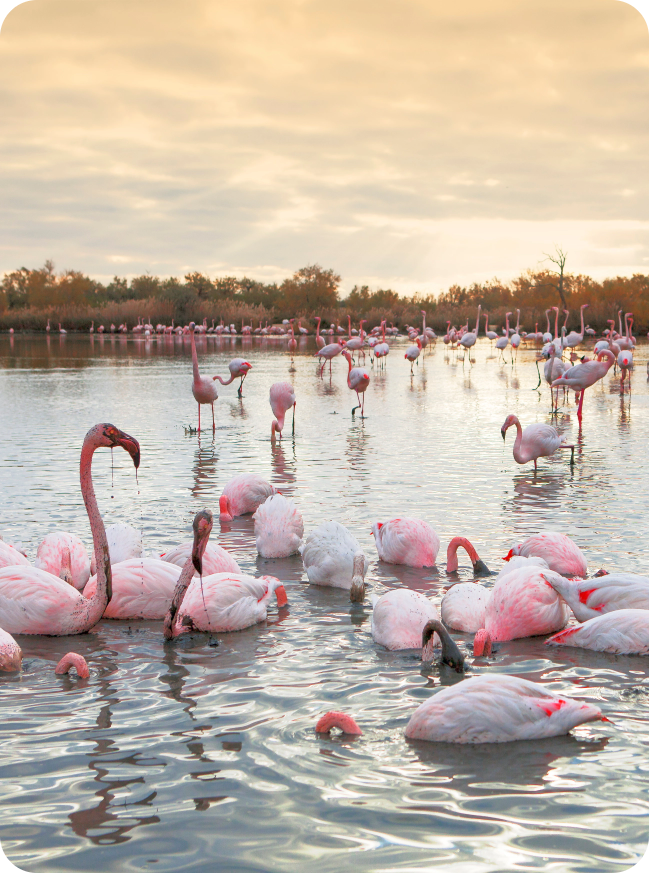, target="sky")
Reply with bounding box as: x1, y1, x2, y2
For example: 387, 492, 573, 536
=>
0, 0, 648, 297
